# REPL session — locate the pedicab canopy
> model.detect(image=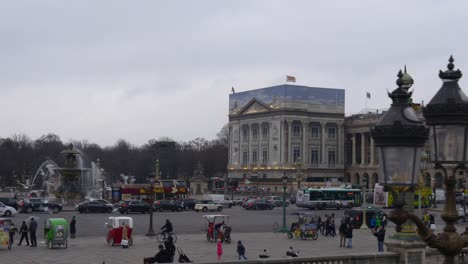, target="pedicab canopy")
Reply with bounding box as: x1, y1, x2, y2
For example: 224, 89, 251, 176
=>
107, 217, 134, 228
44, 218, 68, 240
0, 218, 13, 246
202, 215, 230, 223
